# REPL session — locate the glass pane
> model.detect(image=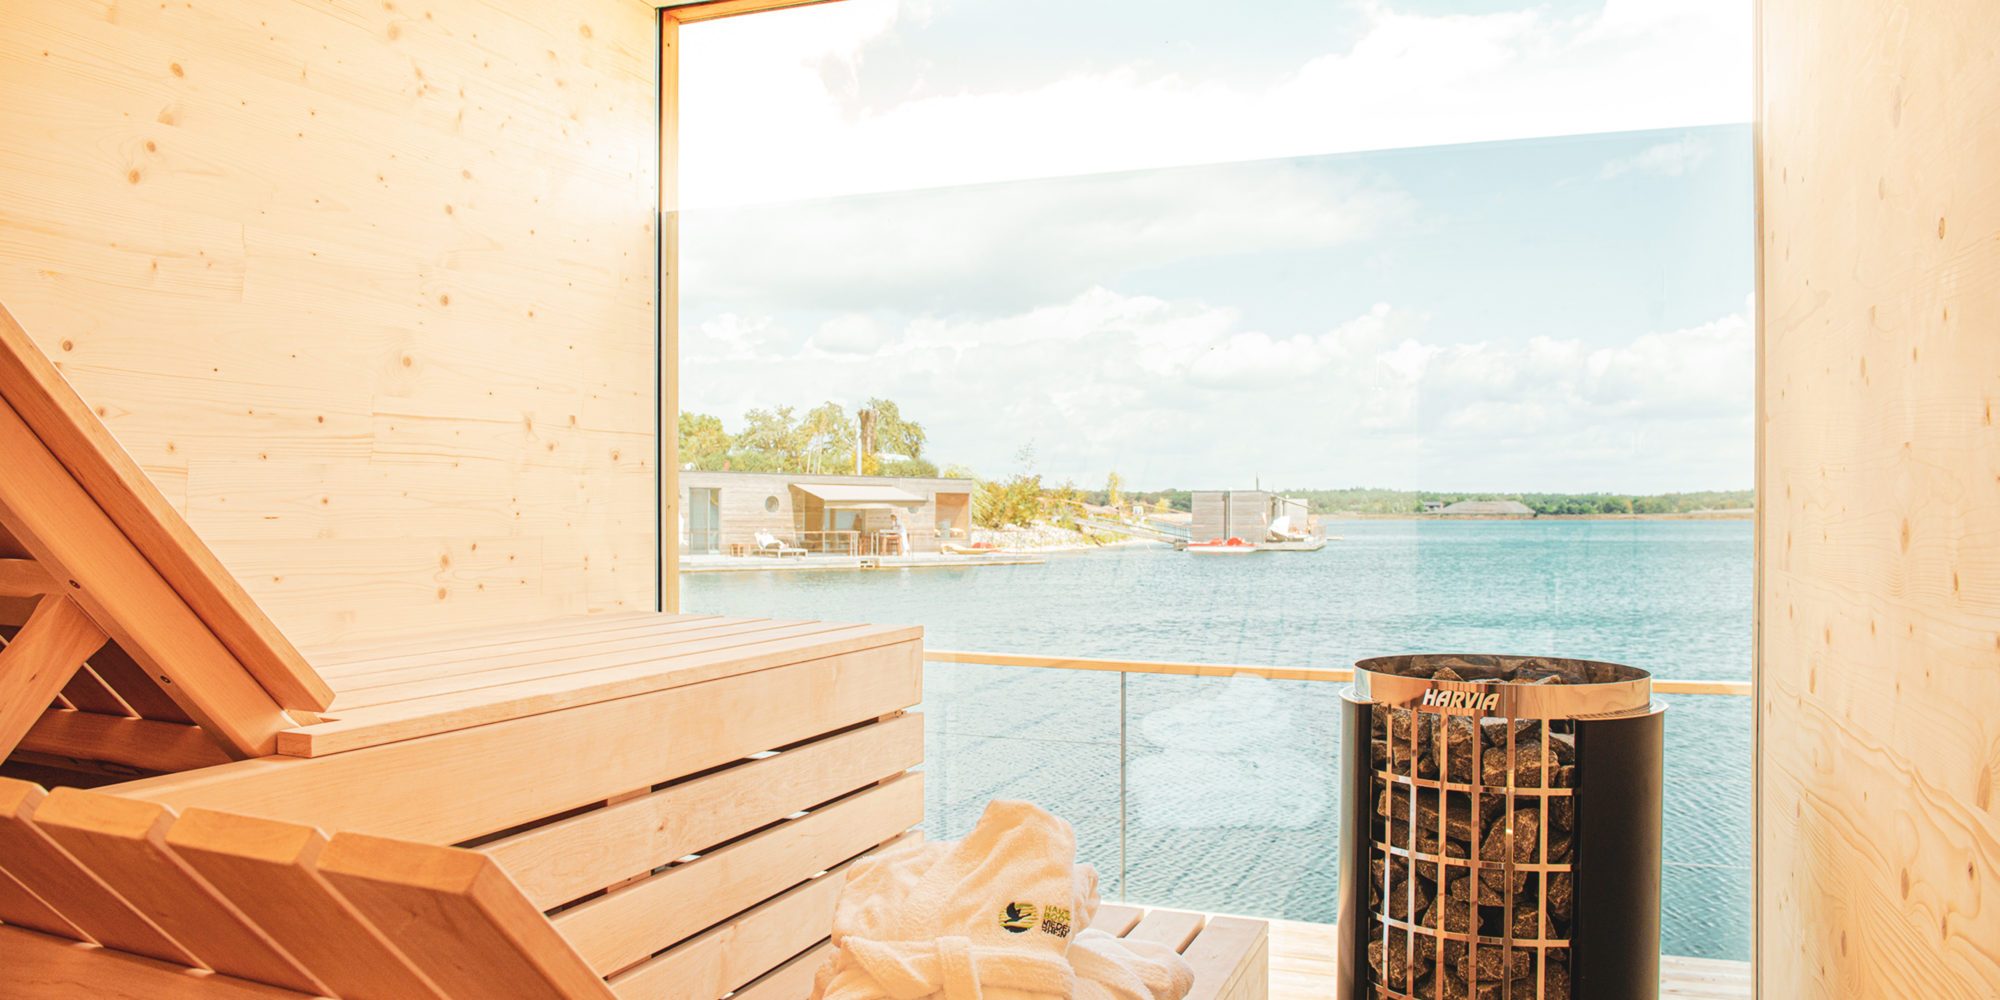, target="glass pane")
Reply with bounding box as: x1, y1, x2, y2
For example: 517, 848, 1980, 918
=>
920, 662, 1124, 898
1124, 673, 1340, 920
